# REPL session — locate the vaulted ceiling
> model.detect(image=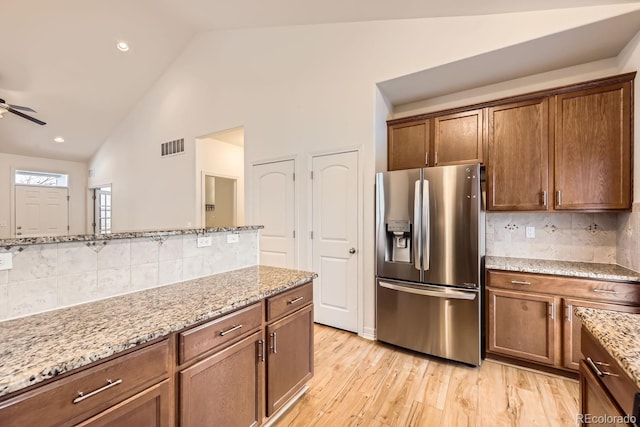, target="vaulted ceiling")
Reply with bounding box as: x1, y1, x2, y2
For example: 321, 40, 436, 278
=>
1, 0, 639, 162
